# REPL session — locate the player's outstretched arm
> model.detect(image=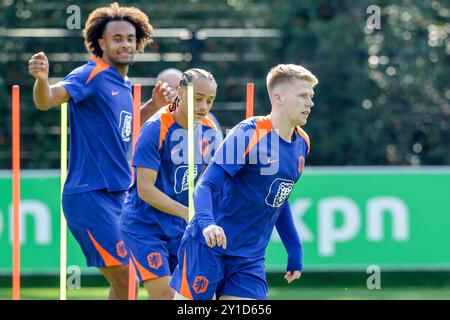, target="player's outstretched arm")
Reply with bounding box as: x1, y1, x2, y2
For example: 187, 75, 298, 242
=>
140, 81, 175, 125
194, 163, 230, 249
28, 52, 70, 111
137, 166, 189, 221
275, 202, 303, 283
